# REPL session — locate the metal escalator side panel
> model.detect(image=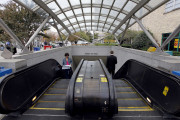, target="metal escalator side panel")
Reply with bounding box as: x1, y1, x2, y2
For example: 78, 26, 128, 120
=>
0, 59, 62, 114
65, 59, 84, 116
99, 59, 118, 115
